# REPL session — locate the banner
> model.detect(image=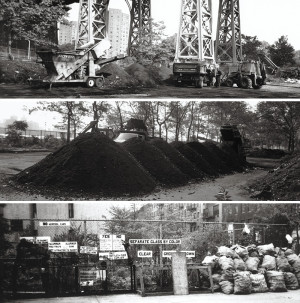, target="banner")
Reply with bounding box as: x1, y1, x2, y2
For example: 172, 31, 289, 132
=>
39, 221, 70, 227
99, 252, 128, 260
137, 251, 153, 258
80, 246, 98, 255
129, 239, 181, 245
48, 242, 78, 252
162, 251, 195, 258
99, 234, 125, 251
